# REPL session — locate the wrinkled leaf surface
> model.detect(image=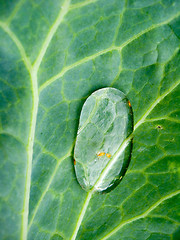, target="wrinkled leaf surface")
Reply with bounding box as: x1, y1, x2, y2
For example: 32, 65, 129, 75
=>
0, 0, 180, 240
